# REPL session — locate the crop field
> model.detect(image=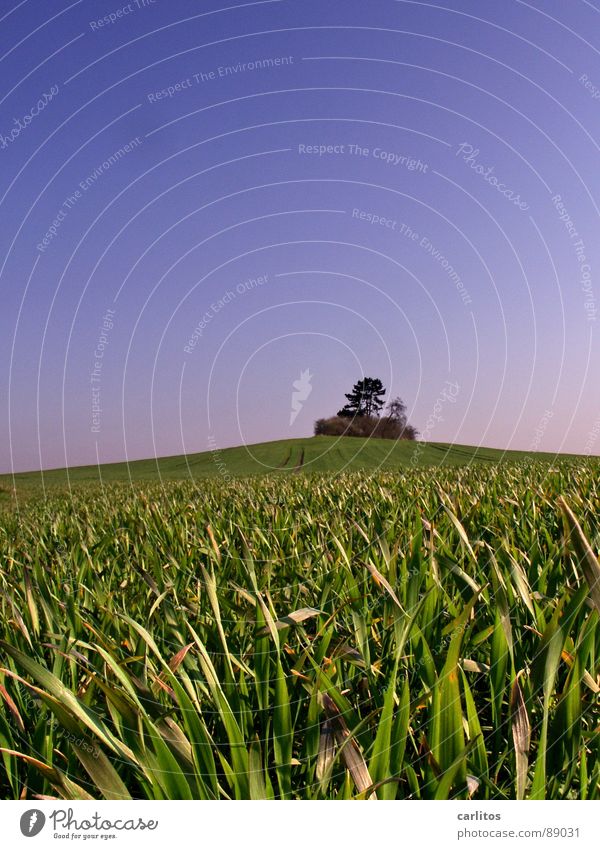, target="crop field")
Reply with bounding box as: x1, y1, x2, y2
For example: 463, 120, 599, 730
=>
0, 435, 576, 490
0, 458, 599, 800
